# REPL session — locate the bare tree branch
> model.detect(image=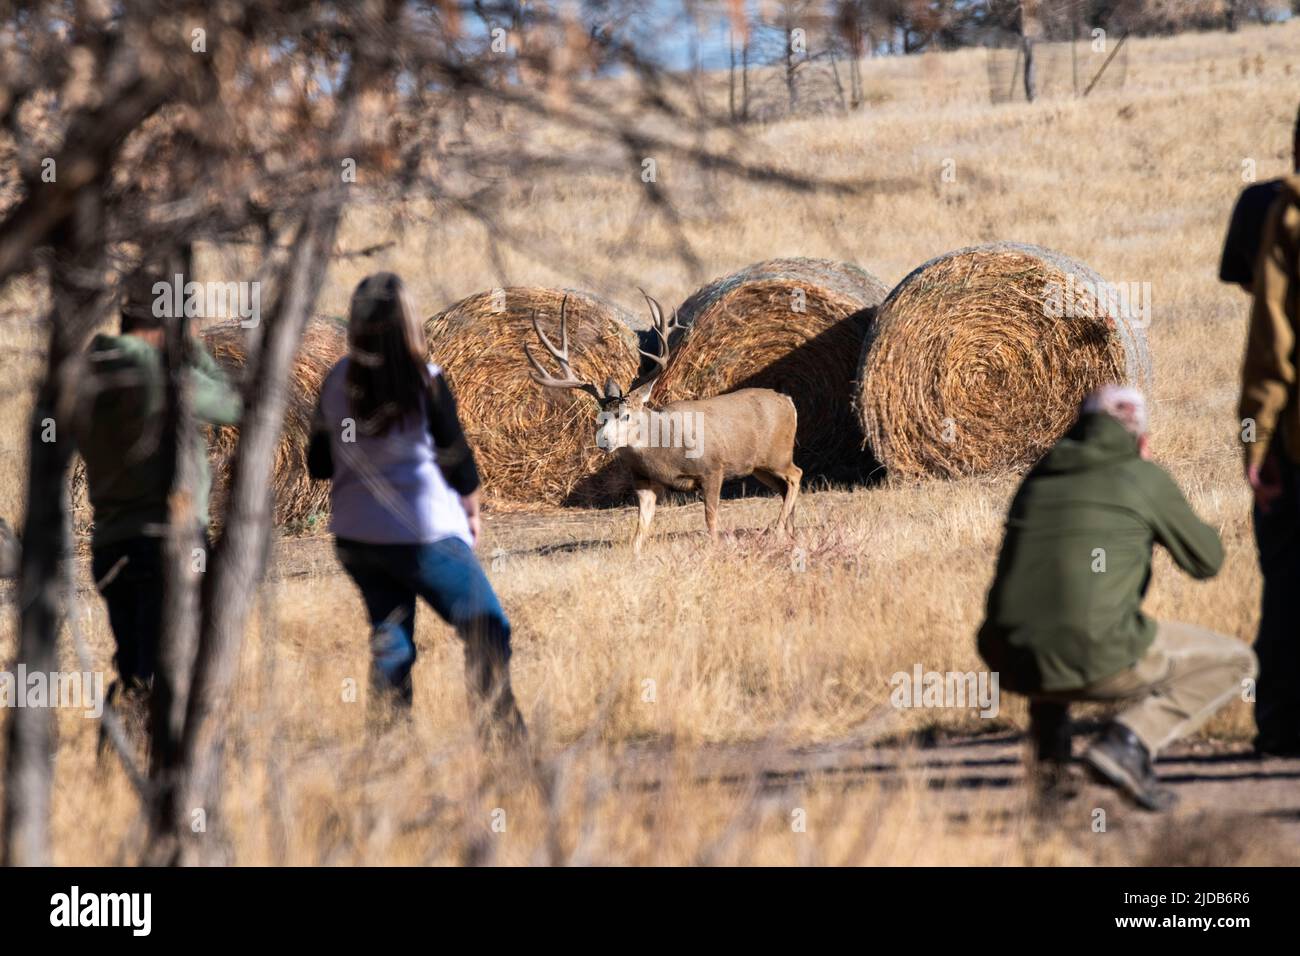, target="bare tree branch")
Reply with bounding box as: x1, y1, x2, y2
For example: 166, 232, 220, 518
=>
2, 196, 111, 865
